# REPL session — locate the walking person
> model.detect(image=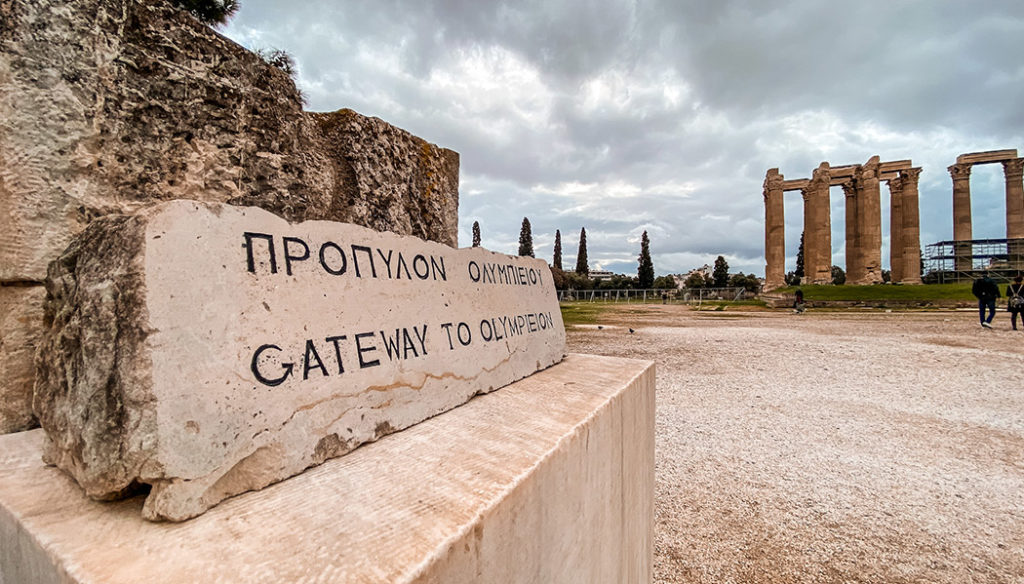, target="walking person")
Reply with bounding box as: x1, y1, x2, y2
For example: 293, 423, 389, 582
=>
972, 273, 1000, 328
1007, 275, 1024, 331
